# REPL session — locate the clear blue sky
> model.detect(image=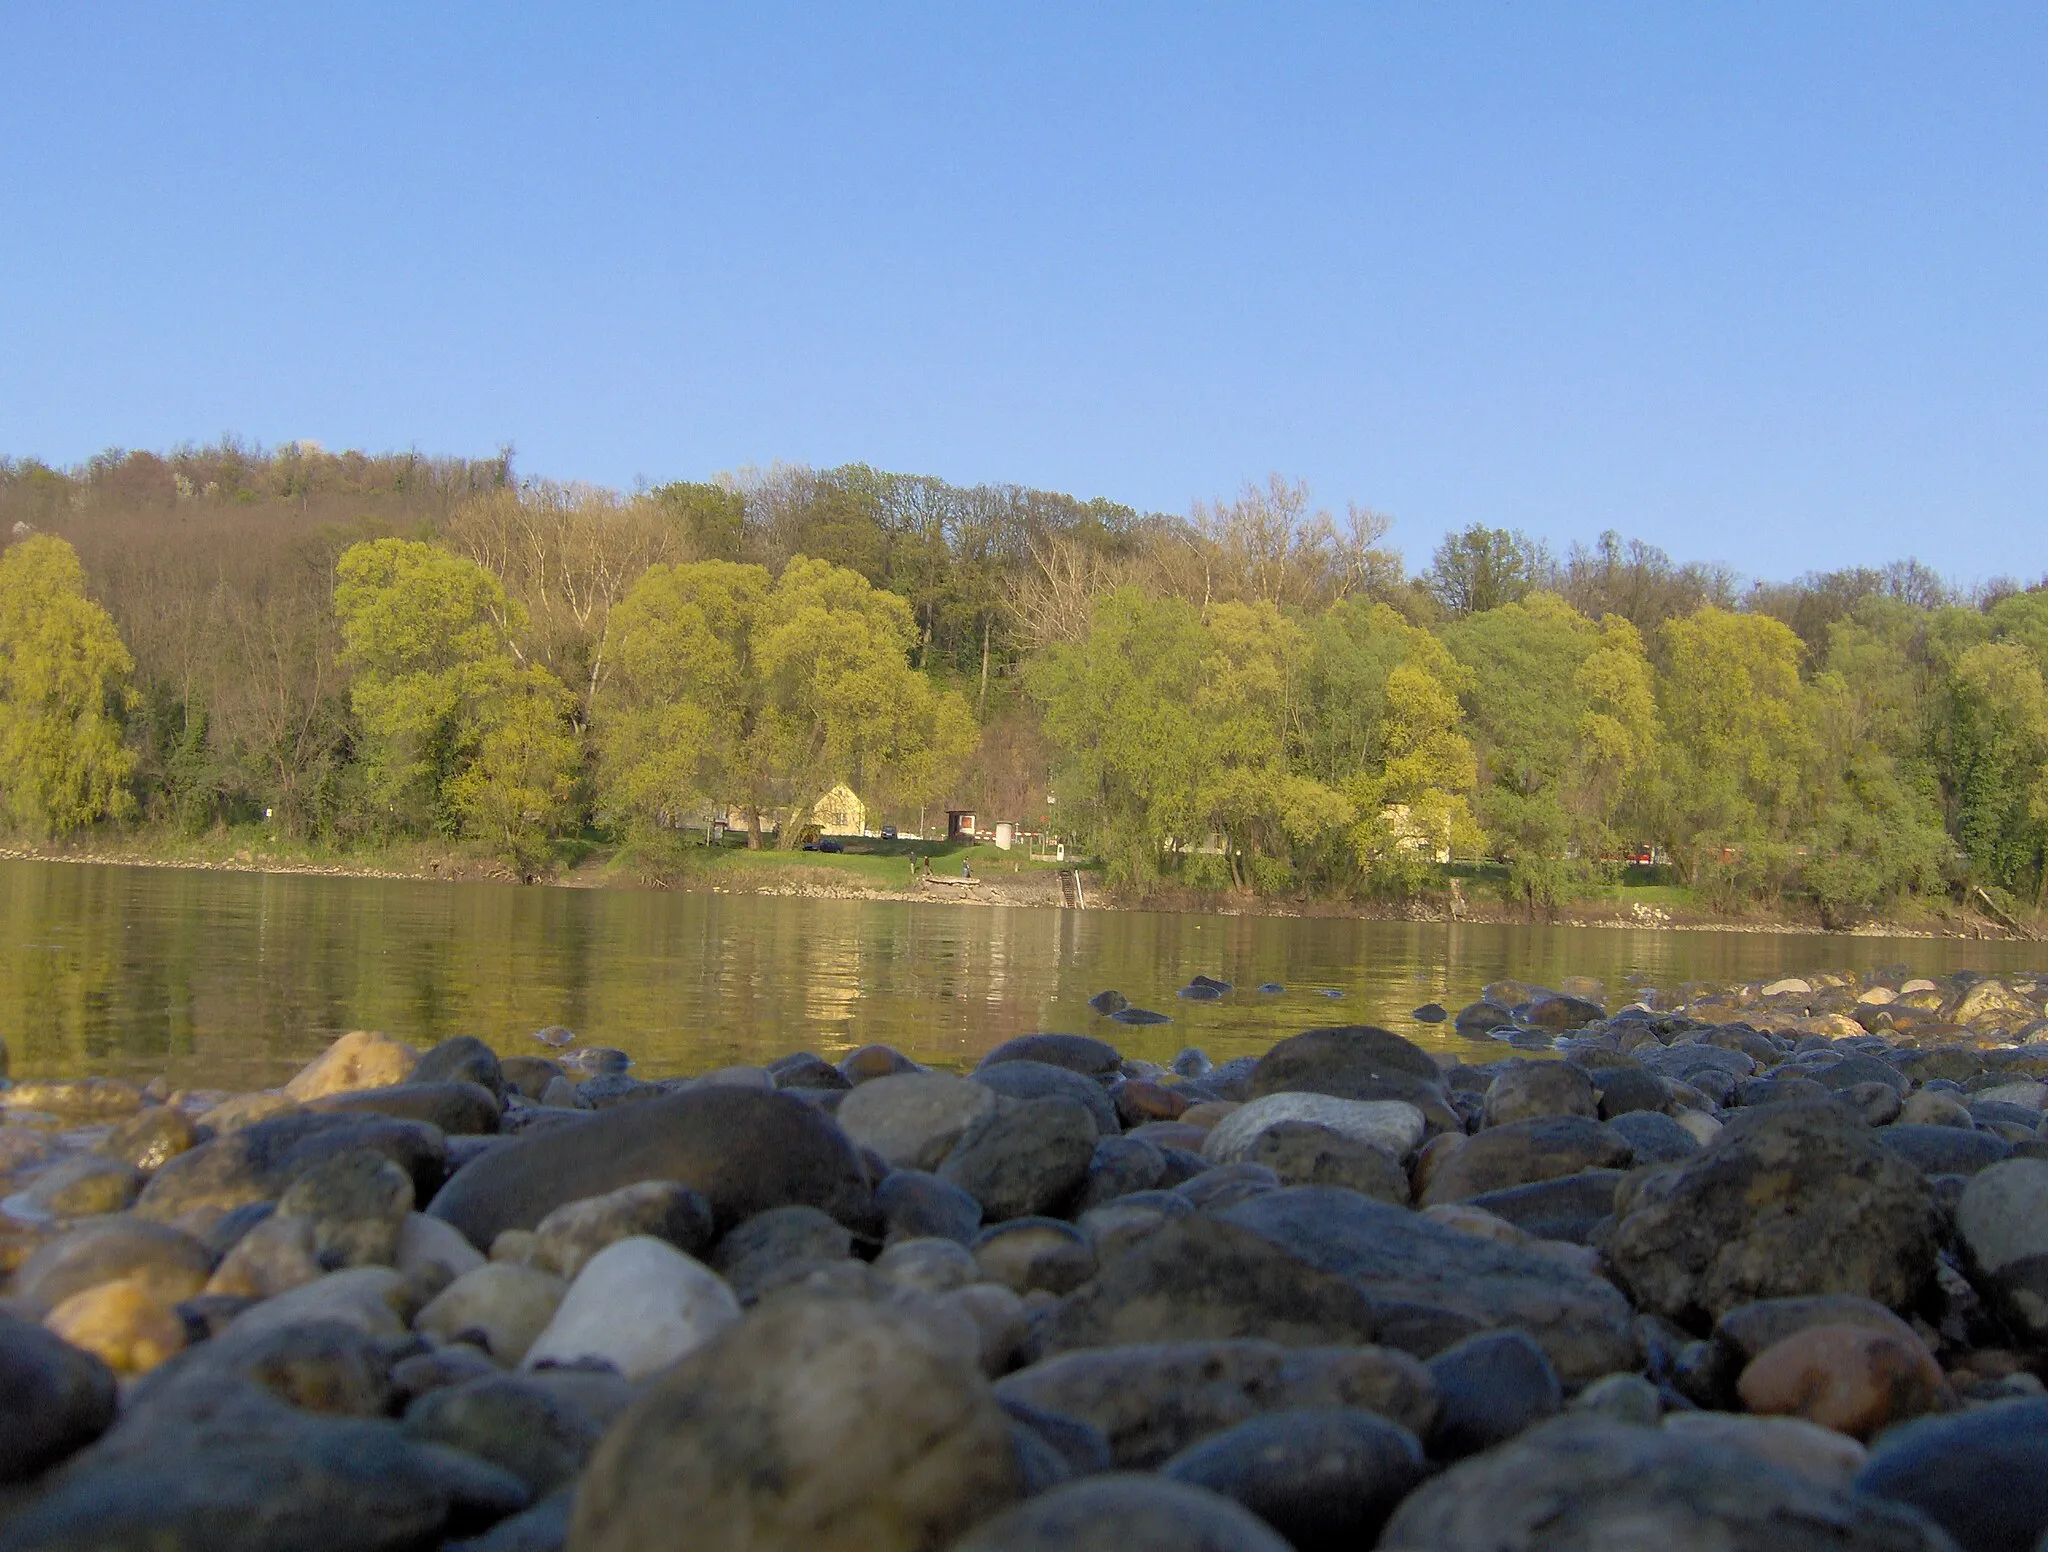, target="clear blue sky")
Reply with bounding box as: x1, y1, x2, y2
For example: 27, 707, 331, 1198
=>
3, 4, 2043, 584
